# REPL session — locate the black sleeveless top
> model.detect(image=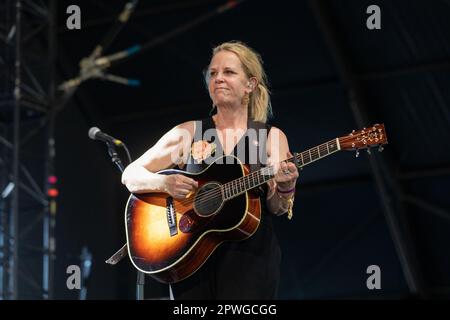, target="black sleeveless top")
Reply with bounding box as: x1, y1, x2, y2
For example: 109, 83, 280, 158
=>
171, 117, 282, 300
